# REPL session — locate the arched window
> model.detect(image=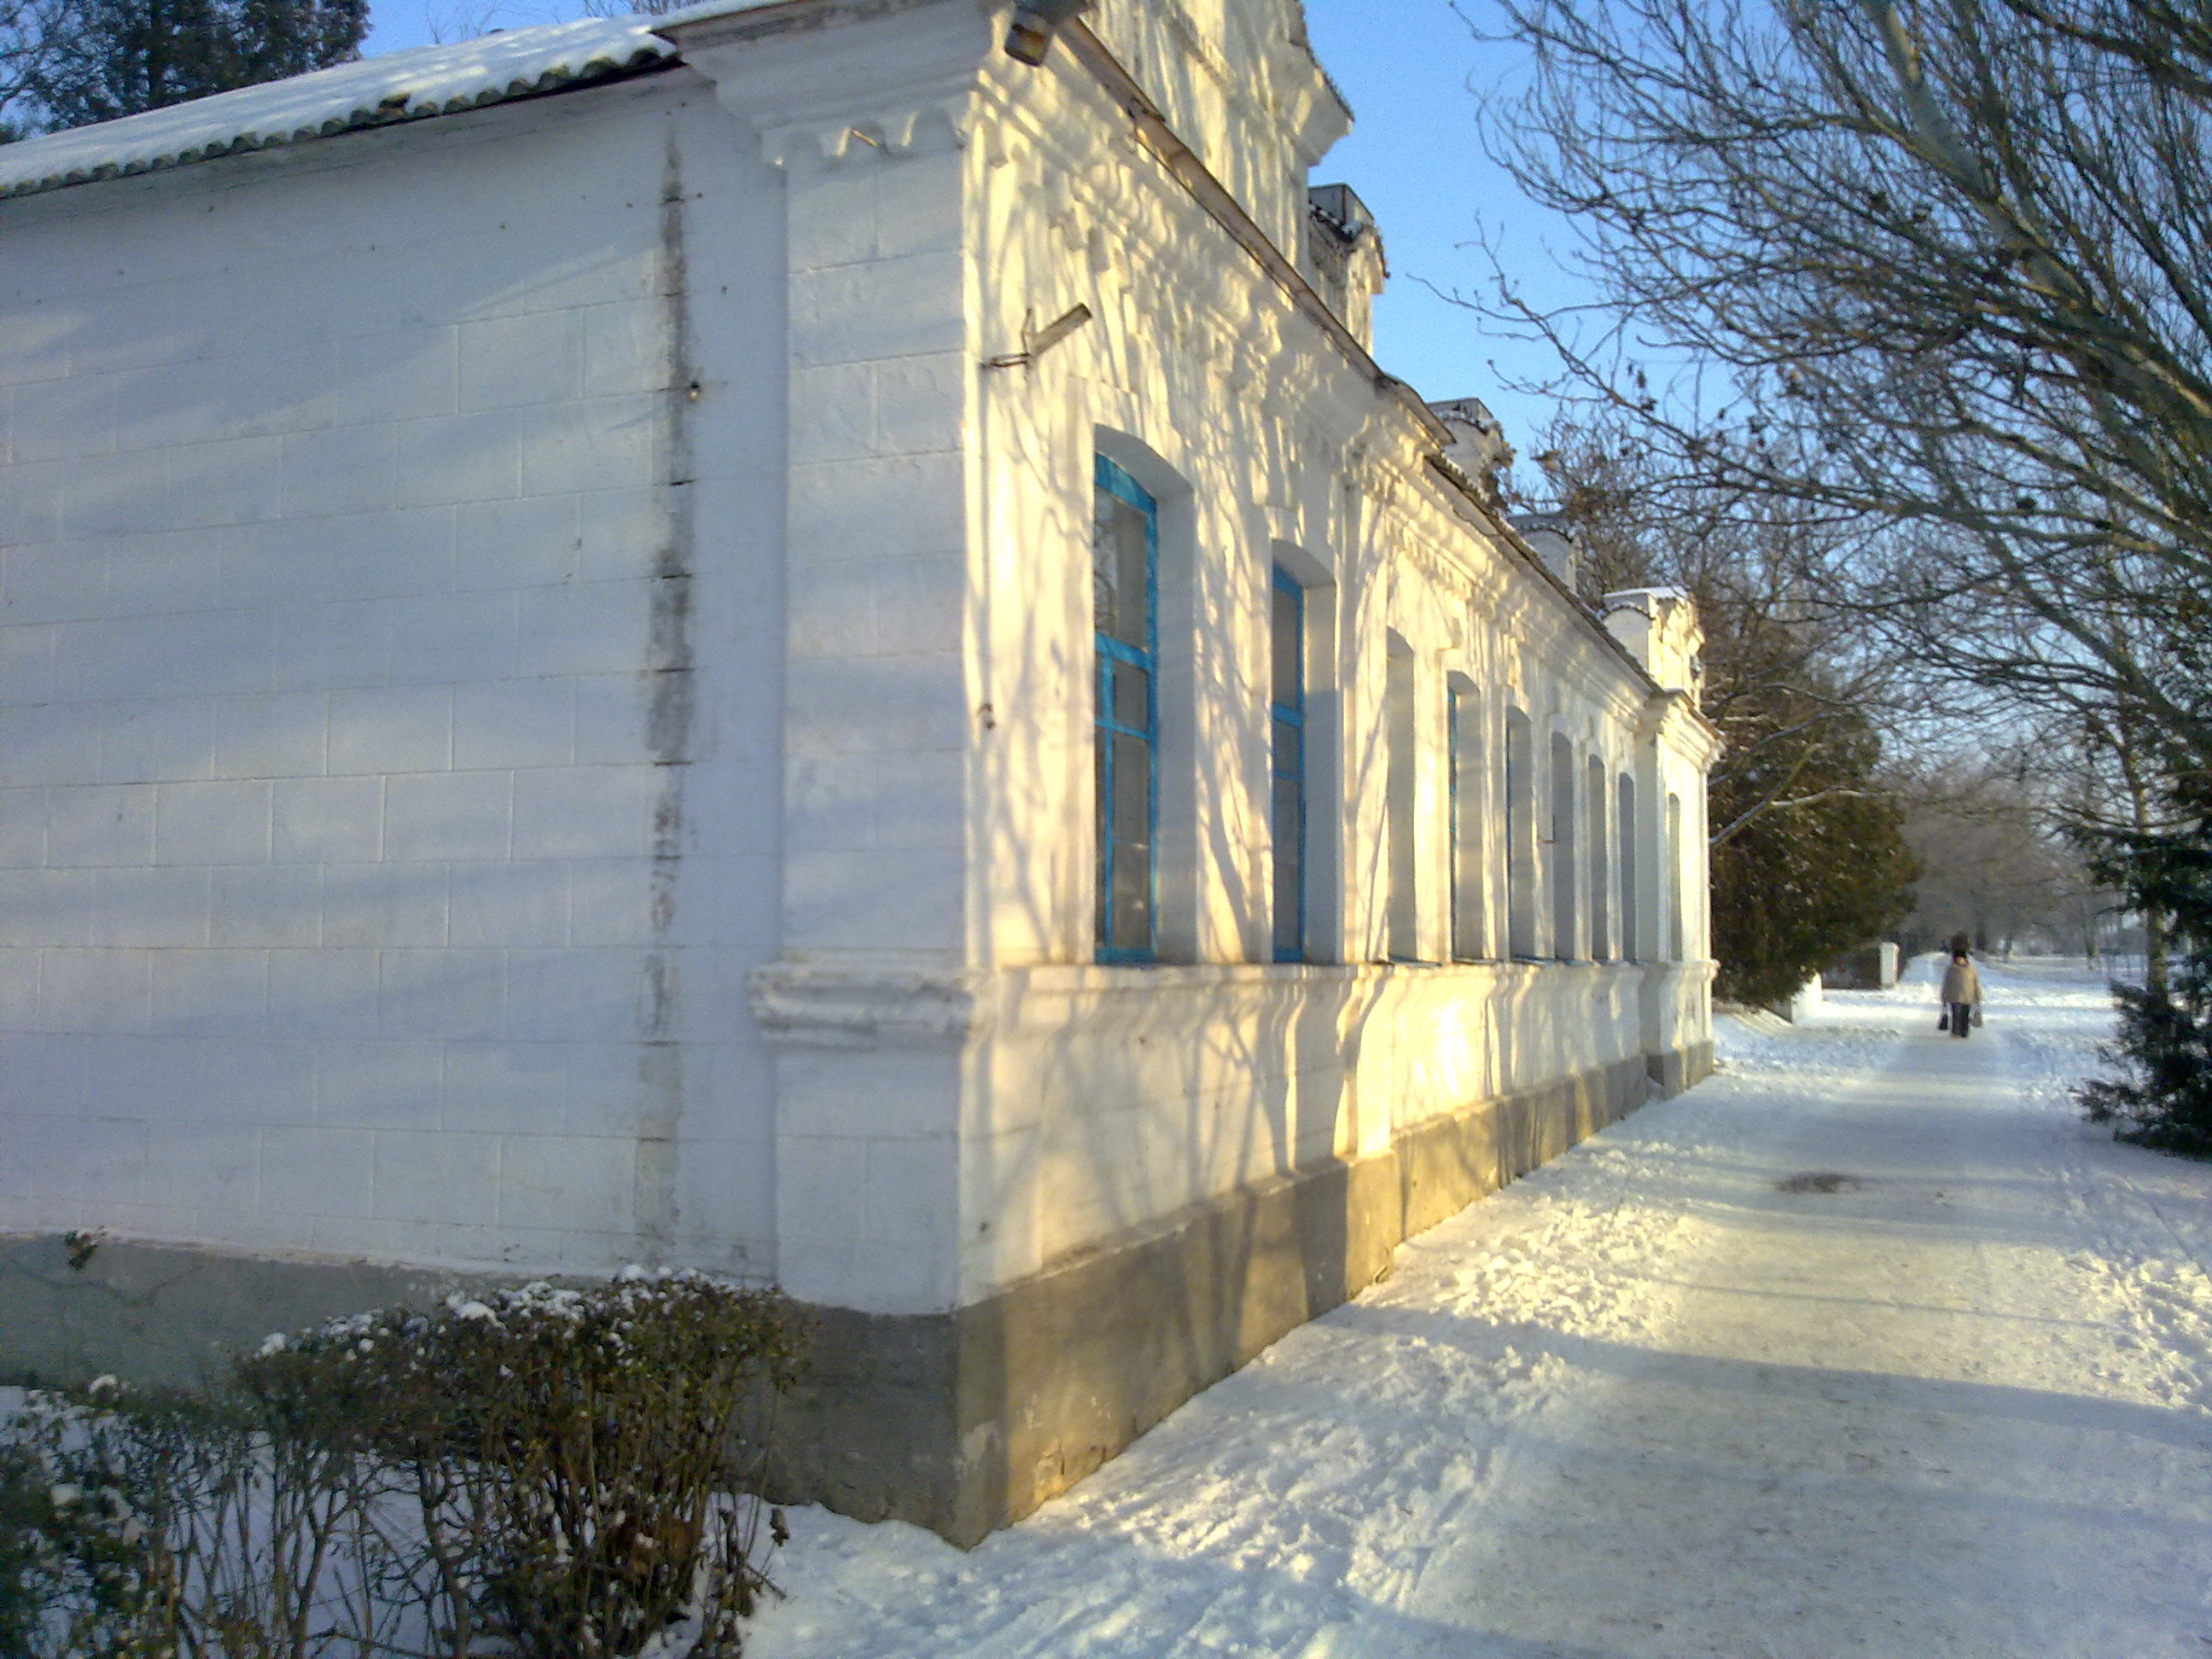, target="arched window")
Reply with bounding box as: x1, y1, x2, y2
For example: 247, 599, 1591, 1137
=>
1269, 566, 1307, 963
1505, 707, 1537, 958
1093, 454, 1157, 962
1550, 732, 1577, 960
1450, 682, 1485, 960
1386, 634, 1417, 961
1666, 791, 1685, 961
1586, 754, 1610, 961
1616, 773, 1639, 961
